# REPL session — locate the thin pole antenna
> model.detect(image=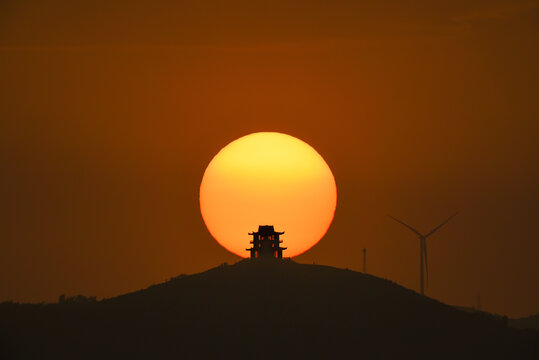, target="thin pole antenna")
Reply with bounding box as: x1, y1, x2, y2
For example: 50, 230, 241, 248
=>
477, 293, 482, 311
362, 248, 367, 273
